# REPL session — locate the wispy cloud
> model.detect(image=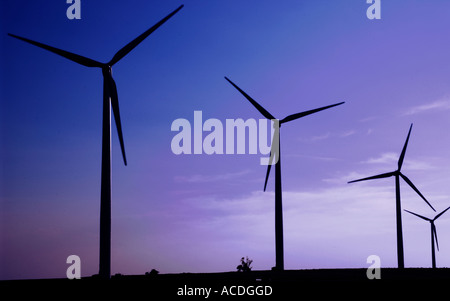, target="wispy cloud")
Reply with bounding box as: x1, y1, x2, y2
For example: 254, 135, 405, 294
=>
175, 184, 401, 268
174, 170, 251, 183
322, 171, 373, 185
362, 152, 397, 165
285, 153, 338, 162
403, 159, 435, 171
340, 130, 356, 138
403, 98, 450, 116
310, 132, 330, 141
303, 129, 356, 142
160, 175, 450, 272
361, 152, 434, 171
359, 116, 379, 123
